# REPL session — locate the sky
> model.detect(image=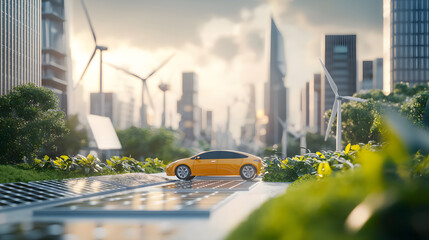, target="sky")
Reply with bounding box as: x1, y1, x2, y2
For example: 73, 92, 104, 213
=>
68, 0, 383, 140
